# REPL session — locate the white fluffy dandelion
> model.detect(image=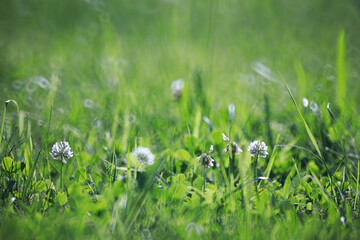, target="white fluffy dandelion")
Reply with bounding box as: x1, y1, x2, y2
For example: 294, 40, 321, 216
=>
50, 141, 73, 164
132, 146, 155, 166
248, 140, 268, 158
